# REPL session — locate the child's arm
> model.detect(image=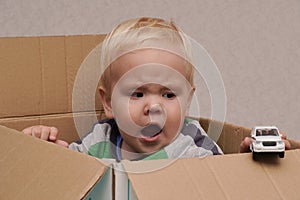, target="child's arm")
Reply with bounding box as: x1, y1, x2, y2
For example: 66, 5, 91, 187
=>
239, 132, 291, 153
22, 125, 69, 148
